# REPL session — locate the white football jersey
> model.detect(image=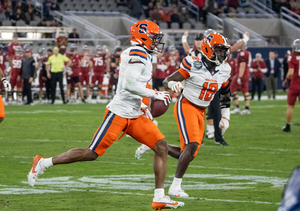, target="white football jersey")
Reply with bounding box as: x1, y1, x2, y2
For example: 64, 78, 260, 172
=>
180, 54, 231, 107
107, 46, 152, 118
